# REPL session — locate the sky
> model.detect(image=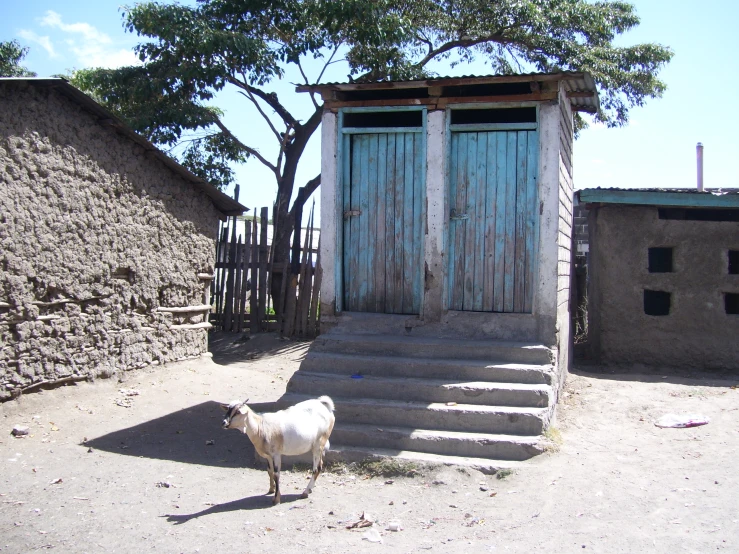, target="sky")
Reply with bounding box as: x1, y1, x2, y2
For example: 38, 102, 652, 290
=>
3, 0, 739, 225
